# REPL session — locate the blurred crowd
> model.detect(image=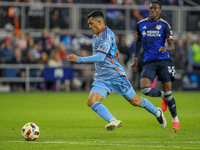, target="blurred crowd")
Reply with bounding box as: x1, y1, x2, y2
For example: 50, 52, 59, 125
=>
0, 27, 200, 91
1, 0, 199, 5
0, 0, 200, 92
0, 28, 71, 91
1, 0, 200, 31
